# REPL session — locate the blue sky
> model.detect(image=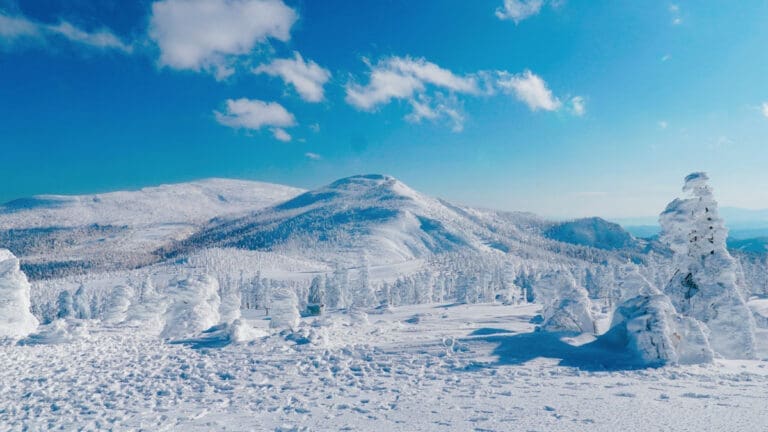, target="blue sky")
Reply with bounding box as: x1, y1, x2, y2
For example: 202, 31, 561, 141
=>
1, 0, 767, 218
